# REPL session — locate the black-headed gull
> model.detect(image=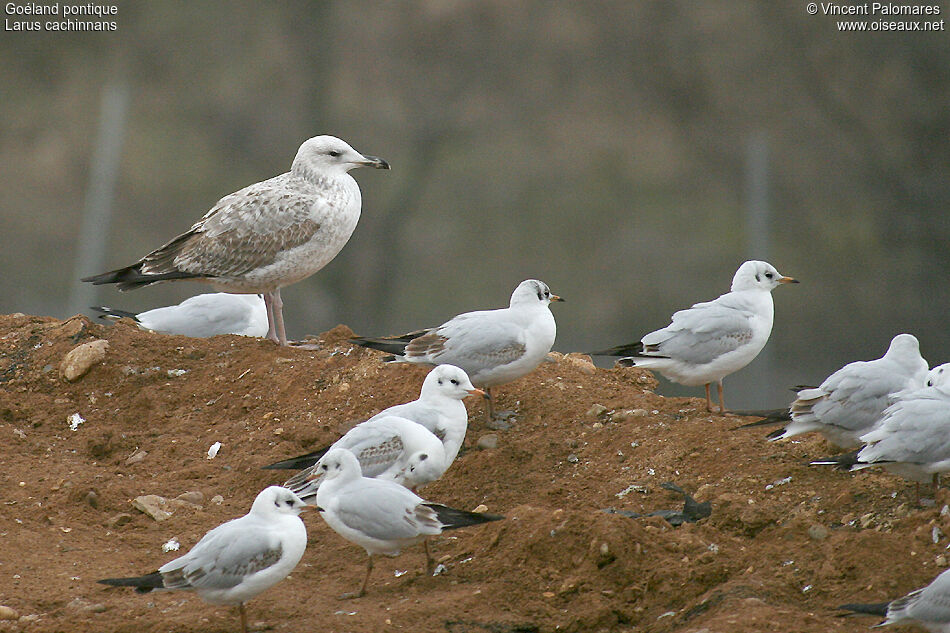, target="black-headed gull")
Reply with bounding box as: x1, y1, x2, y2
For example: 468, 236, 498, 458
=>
98, 486, 308, 633
590, 260, 798, 413
314, 448, 503, 598
351, 279, 563, 423
92, 292, 268, 338
83, 135, 390, 346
